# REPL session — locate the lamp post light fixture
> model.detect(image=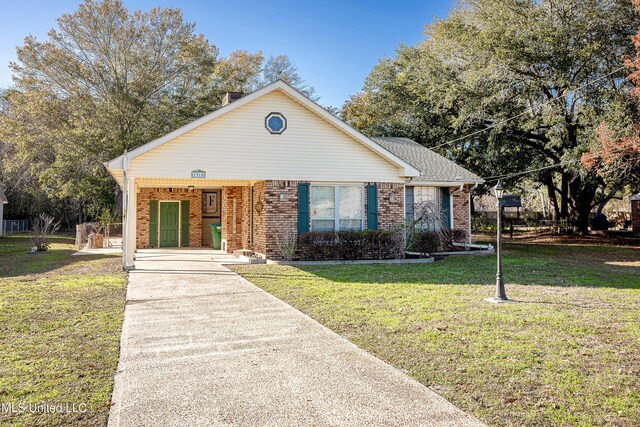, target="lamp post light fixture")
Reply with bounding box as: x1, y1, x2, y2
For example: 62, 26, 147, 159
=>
486, 181, 510, 303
